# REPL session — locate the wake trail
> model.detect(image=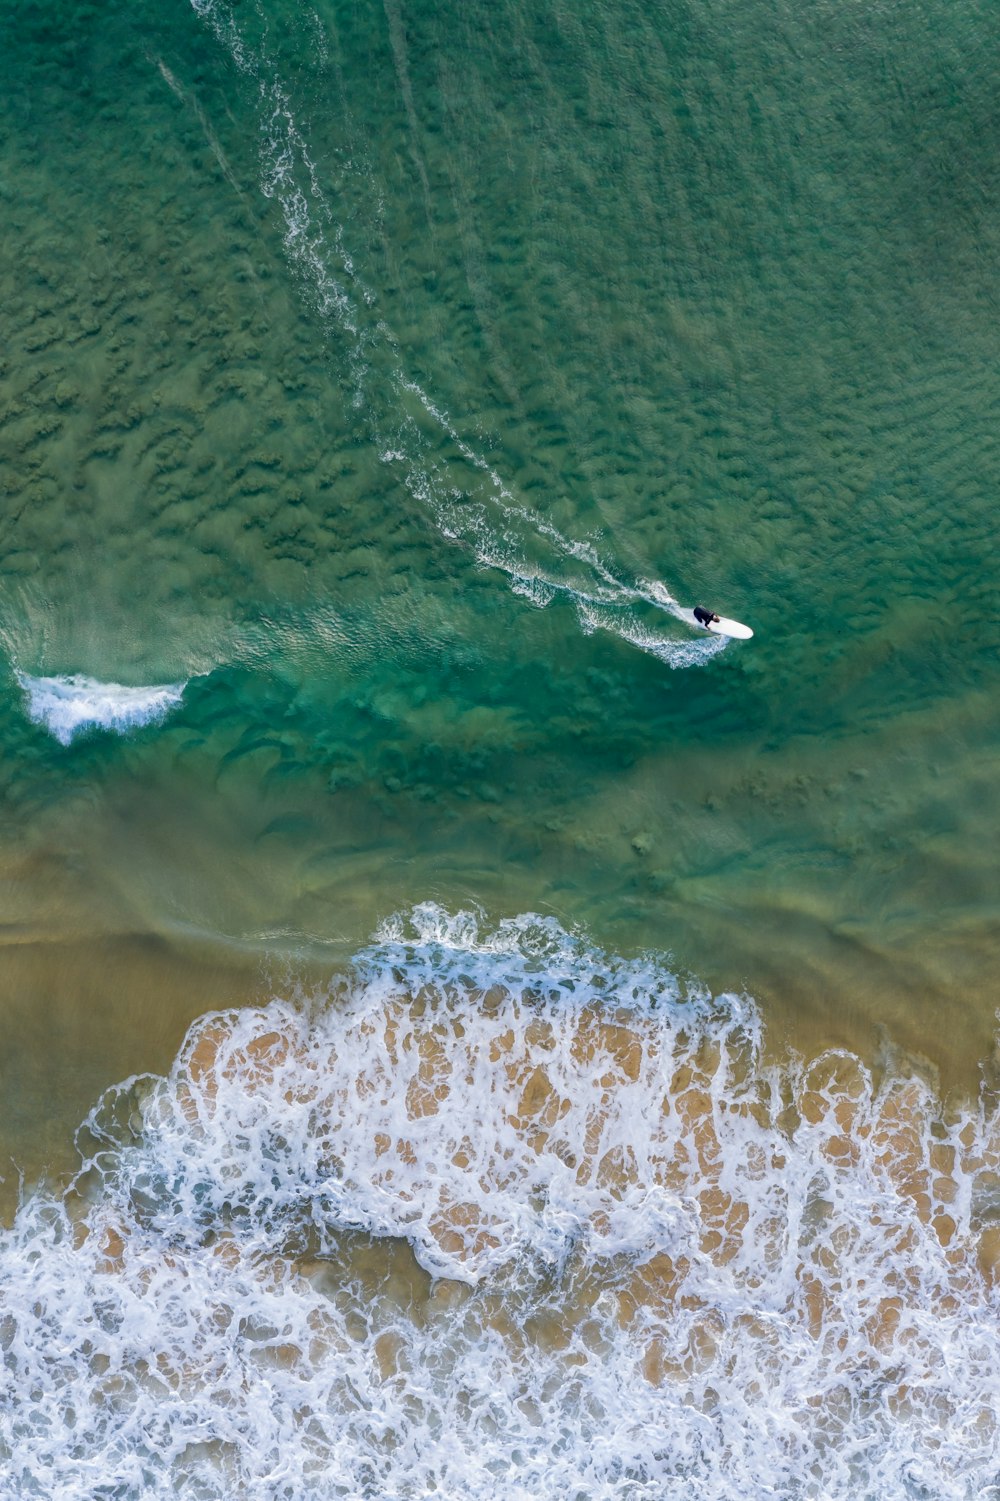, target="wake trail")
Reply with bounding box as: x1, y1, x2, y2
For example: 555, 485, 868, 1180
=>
188, 0, 727, 670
